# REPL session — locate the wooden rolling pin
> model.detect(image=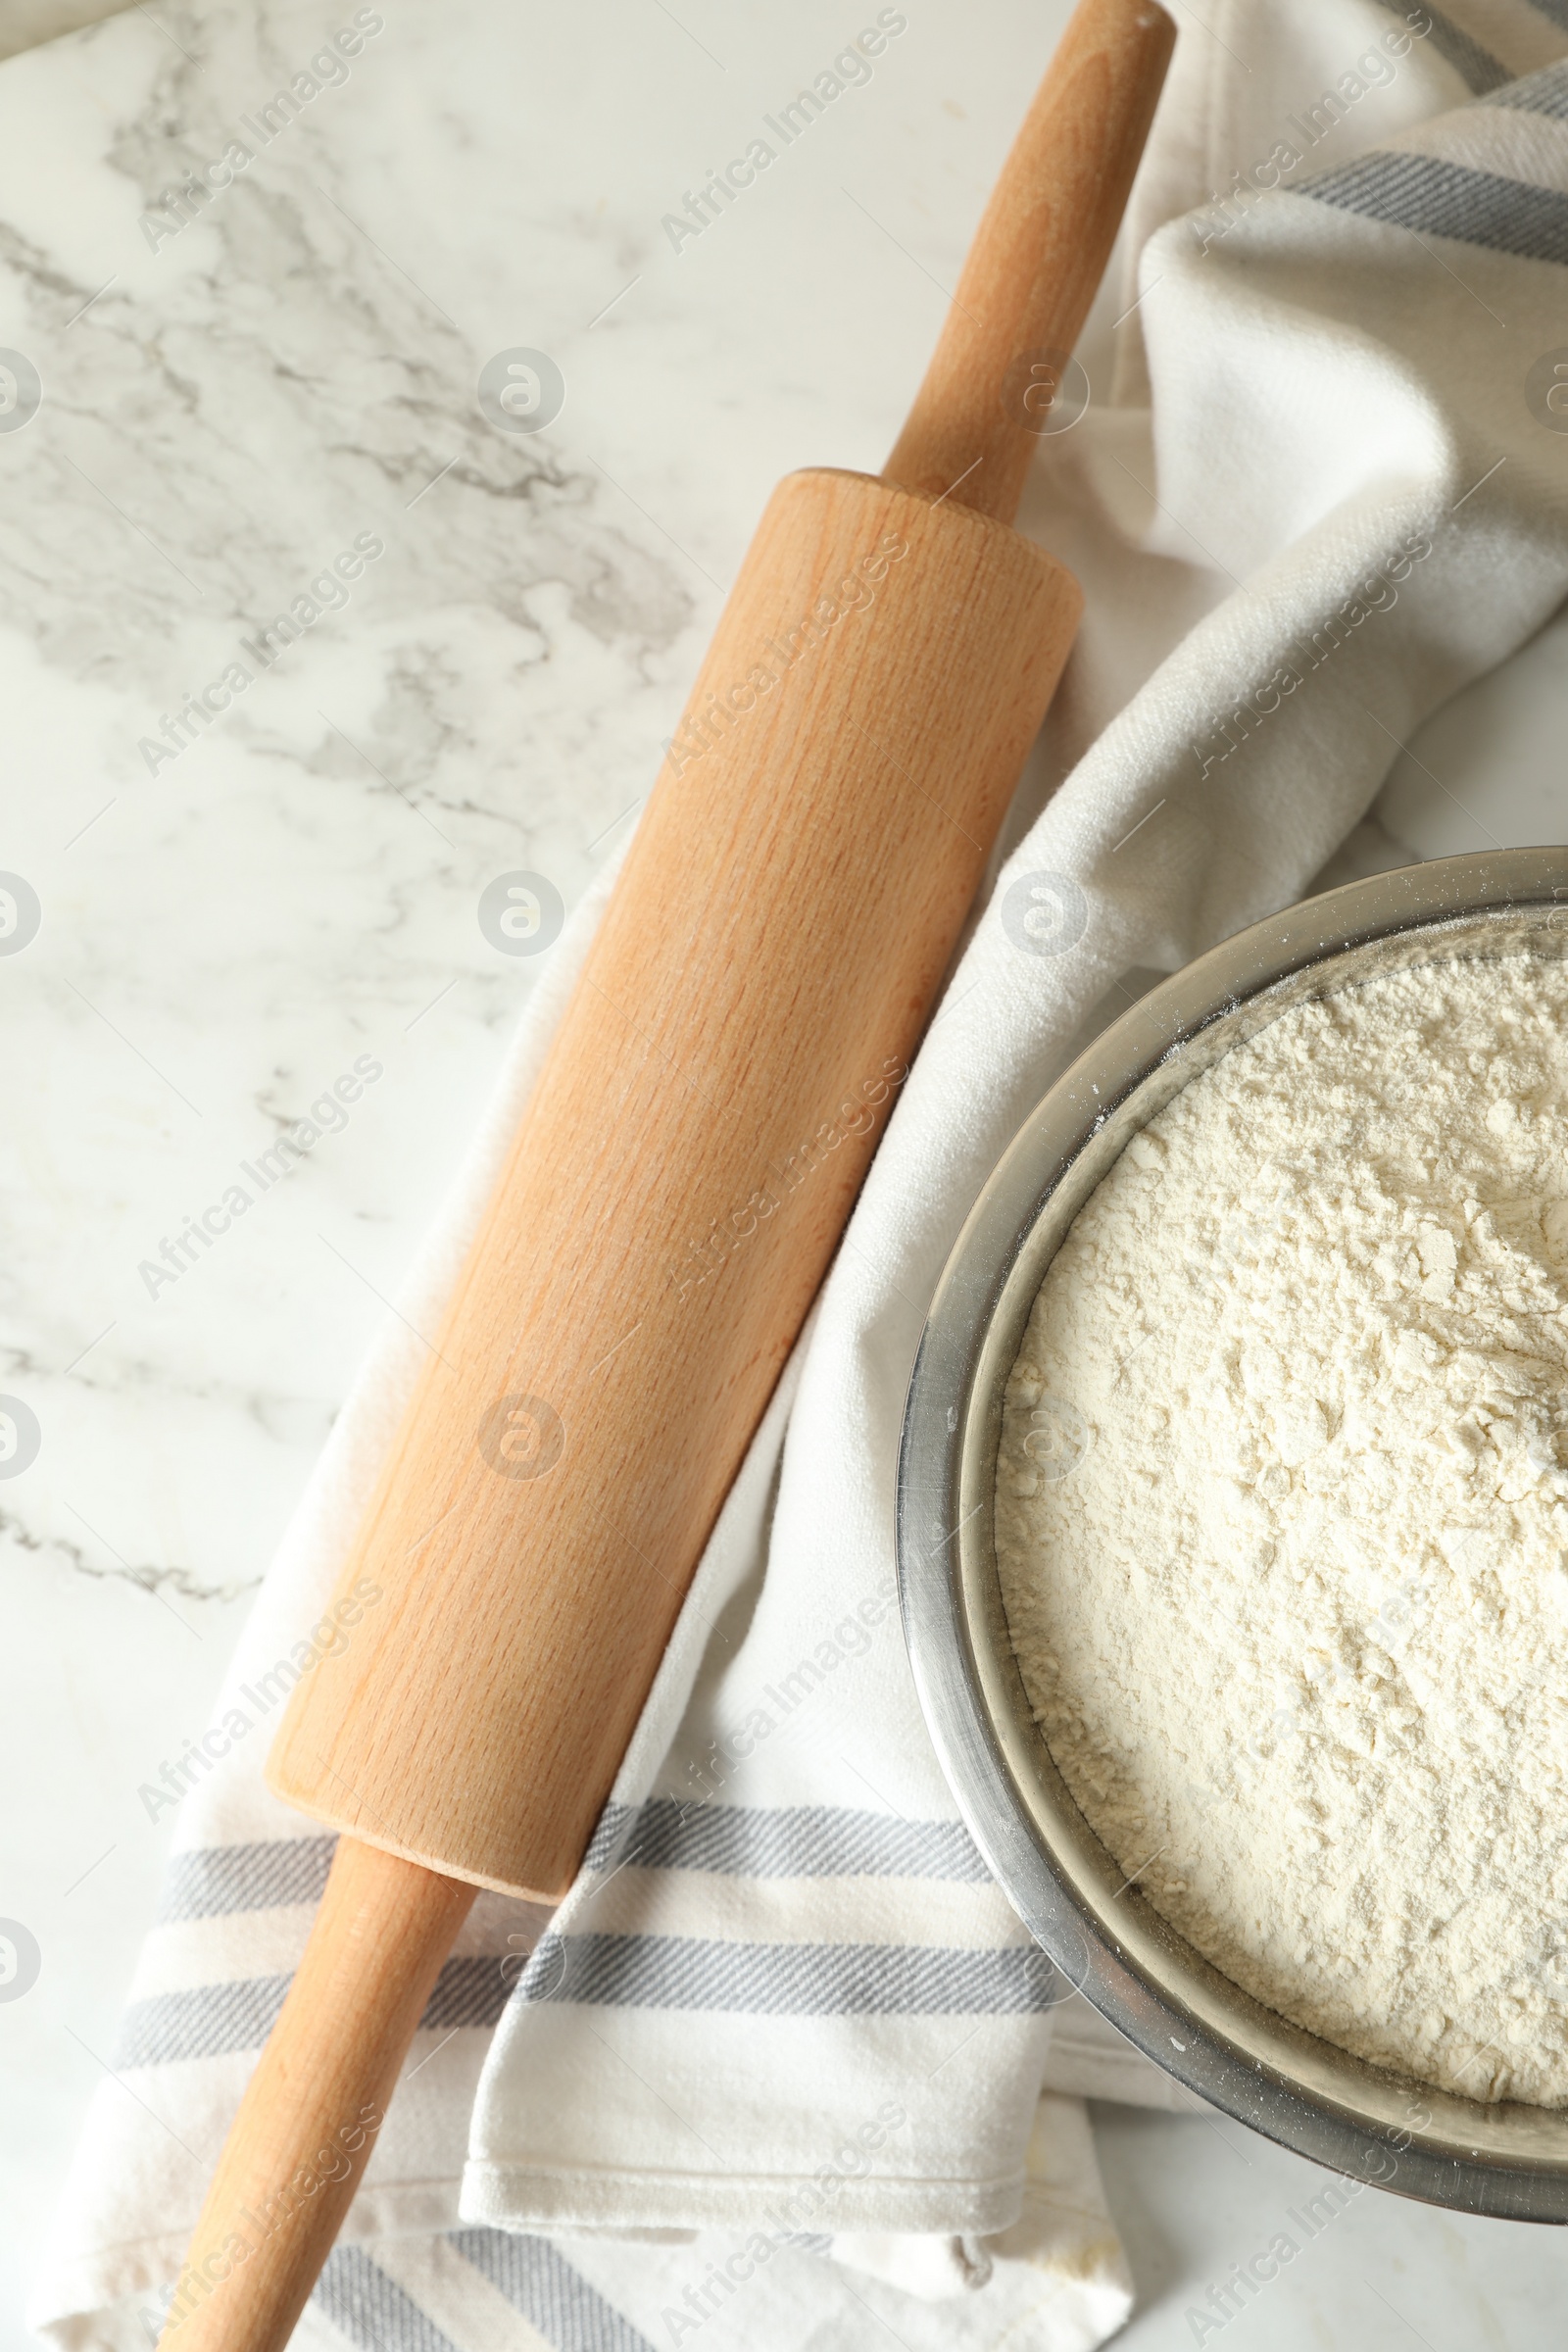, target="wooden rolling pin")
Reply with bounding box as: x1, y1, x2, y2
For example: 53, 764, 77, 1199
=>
160, 4, 1173, 2341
